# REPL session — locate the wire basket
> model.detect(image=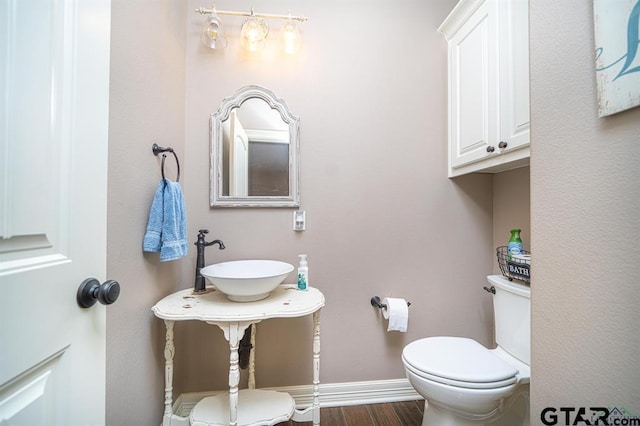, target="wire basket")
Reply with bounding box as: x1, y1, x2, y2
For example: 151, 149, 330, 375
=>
496, 246, 531, 283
